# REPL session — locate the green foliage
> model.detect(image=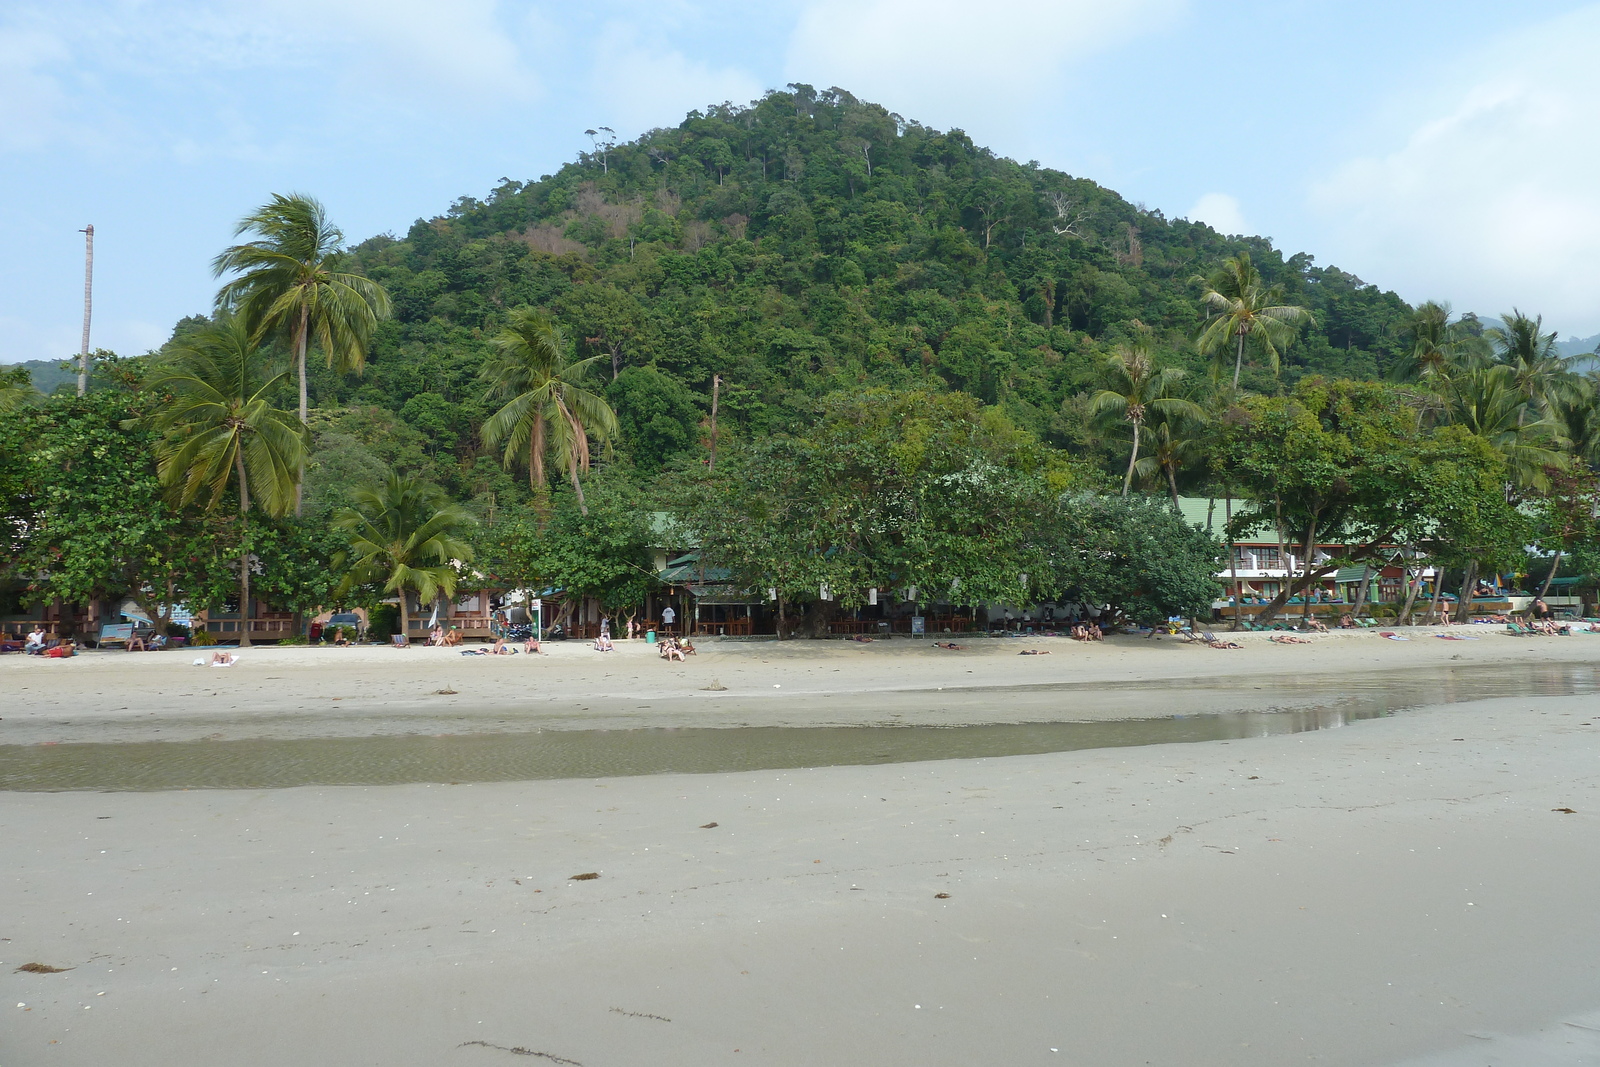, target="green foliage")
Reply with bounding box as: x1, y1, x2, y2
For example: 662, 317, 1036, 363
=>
606, 366, 703, 470
1052, 494, 1222, 624
682, 389, 1070, 613
332, 472, 477, 631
